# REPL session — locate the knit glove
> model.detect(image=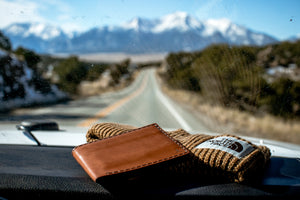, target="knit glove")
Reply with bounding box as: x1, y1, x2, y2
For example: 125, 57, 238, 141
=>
86, 123, 270, 183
